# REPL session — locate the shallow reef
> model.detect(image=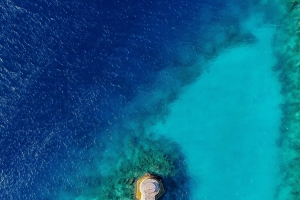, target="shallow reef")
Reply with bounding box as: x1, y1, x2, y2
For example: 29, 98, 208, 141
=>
273, 1, 300, 199
96, 132, 190, 200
